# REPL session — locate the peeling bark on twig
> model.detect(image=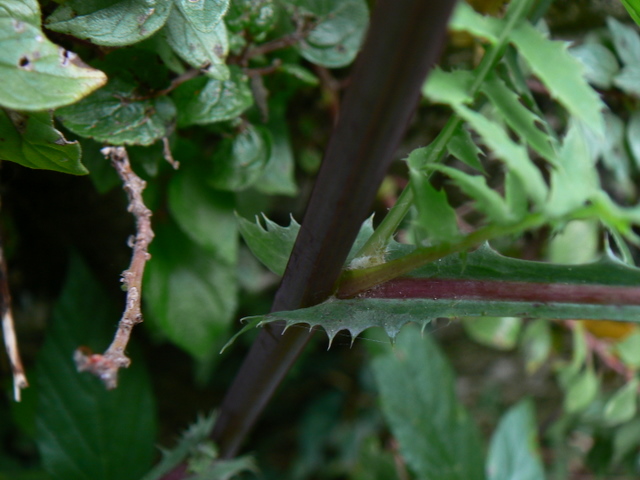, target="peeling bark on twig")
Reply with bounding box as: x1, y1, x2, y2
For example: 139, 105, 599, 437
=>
74, 146, 154, 389
0, 237, 28, 401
